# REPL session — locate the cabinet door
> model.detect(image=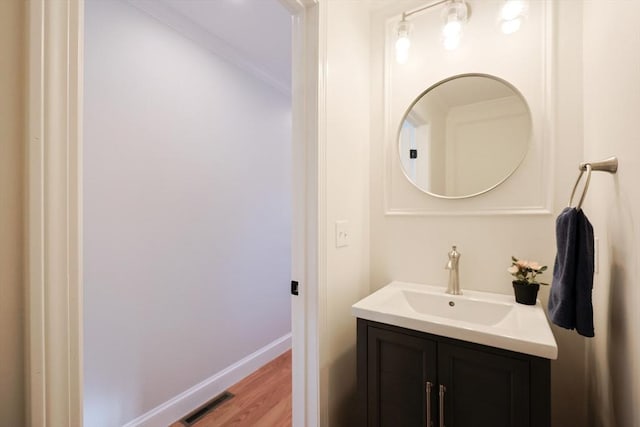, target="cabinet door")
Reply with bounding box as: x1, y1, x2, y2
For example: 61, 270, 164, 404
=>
367, 326, 437, 427
437, 342, 530, 427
